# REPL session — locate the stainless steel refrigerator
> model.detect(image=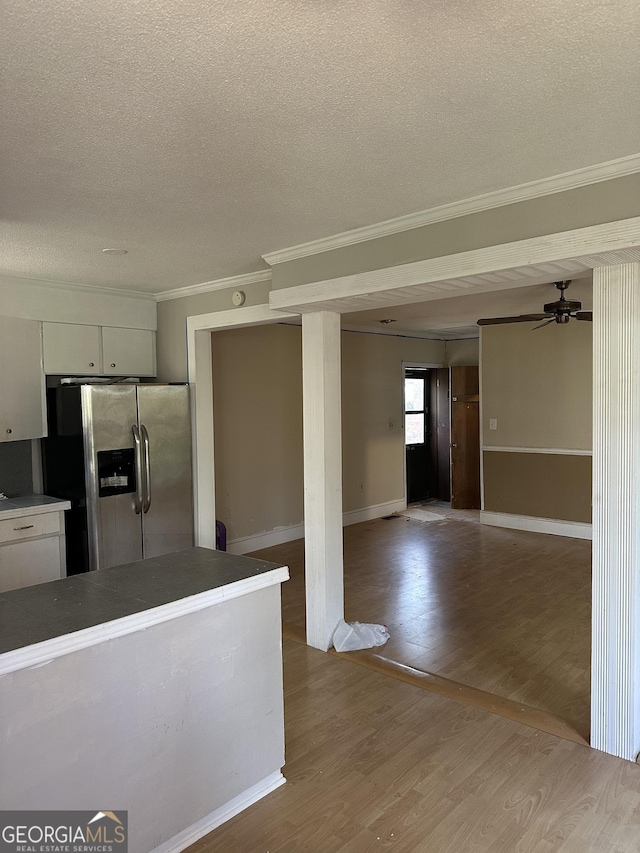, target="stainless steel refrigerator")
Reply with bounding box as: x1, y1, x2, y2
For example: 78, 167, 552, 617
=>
42, 383, 193, 573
